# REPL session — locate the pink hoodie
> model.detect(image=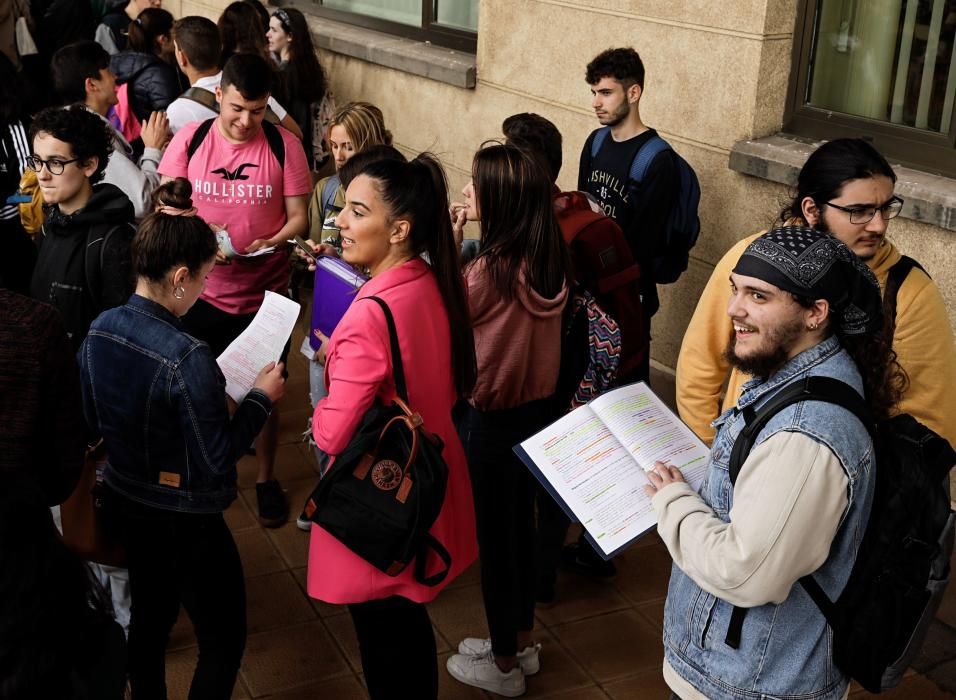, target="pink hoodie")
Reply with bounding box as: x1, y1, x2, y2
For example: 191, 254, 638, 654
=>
465, 257, 568, 411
